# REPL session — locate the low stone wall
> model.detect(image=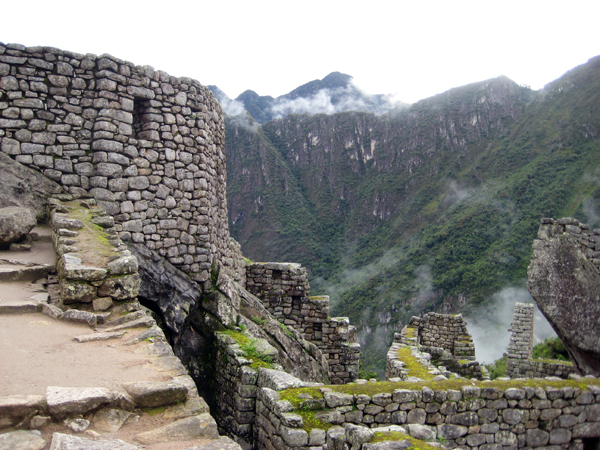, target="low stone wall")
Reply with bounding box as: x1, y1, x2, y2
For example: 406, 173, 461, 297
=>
49, 197, 140, 311
254, 377, 600, 450
0, 42, 244, 288
246, 262, 360, 384
506, 302, 576, 379
213, 332, 261, 449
